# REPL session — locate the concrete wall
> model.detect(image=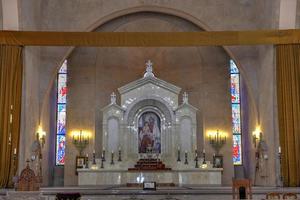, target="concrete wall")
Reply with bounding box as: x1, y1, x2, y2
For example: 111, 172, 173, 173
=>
15, 0, 282, 186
